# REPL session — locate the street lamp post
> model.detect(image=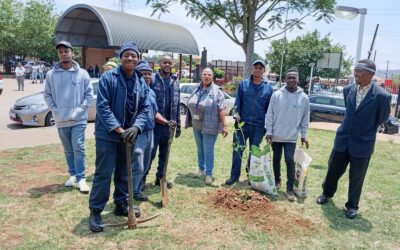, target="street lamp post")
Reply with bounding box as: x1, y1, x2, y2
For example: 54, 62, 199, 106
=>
335, 6, 367, 63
